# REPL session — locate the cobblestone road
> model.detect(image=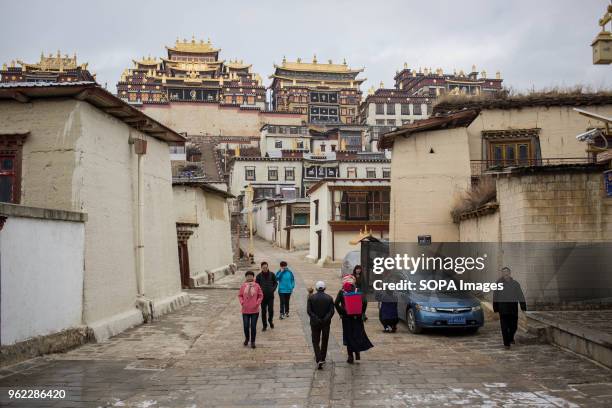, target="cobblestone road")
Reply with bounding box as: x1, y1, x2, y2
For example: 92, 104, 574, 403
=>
1, 239, 611, 407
